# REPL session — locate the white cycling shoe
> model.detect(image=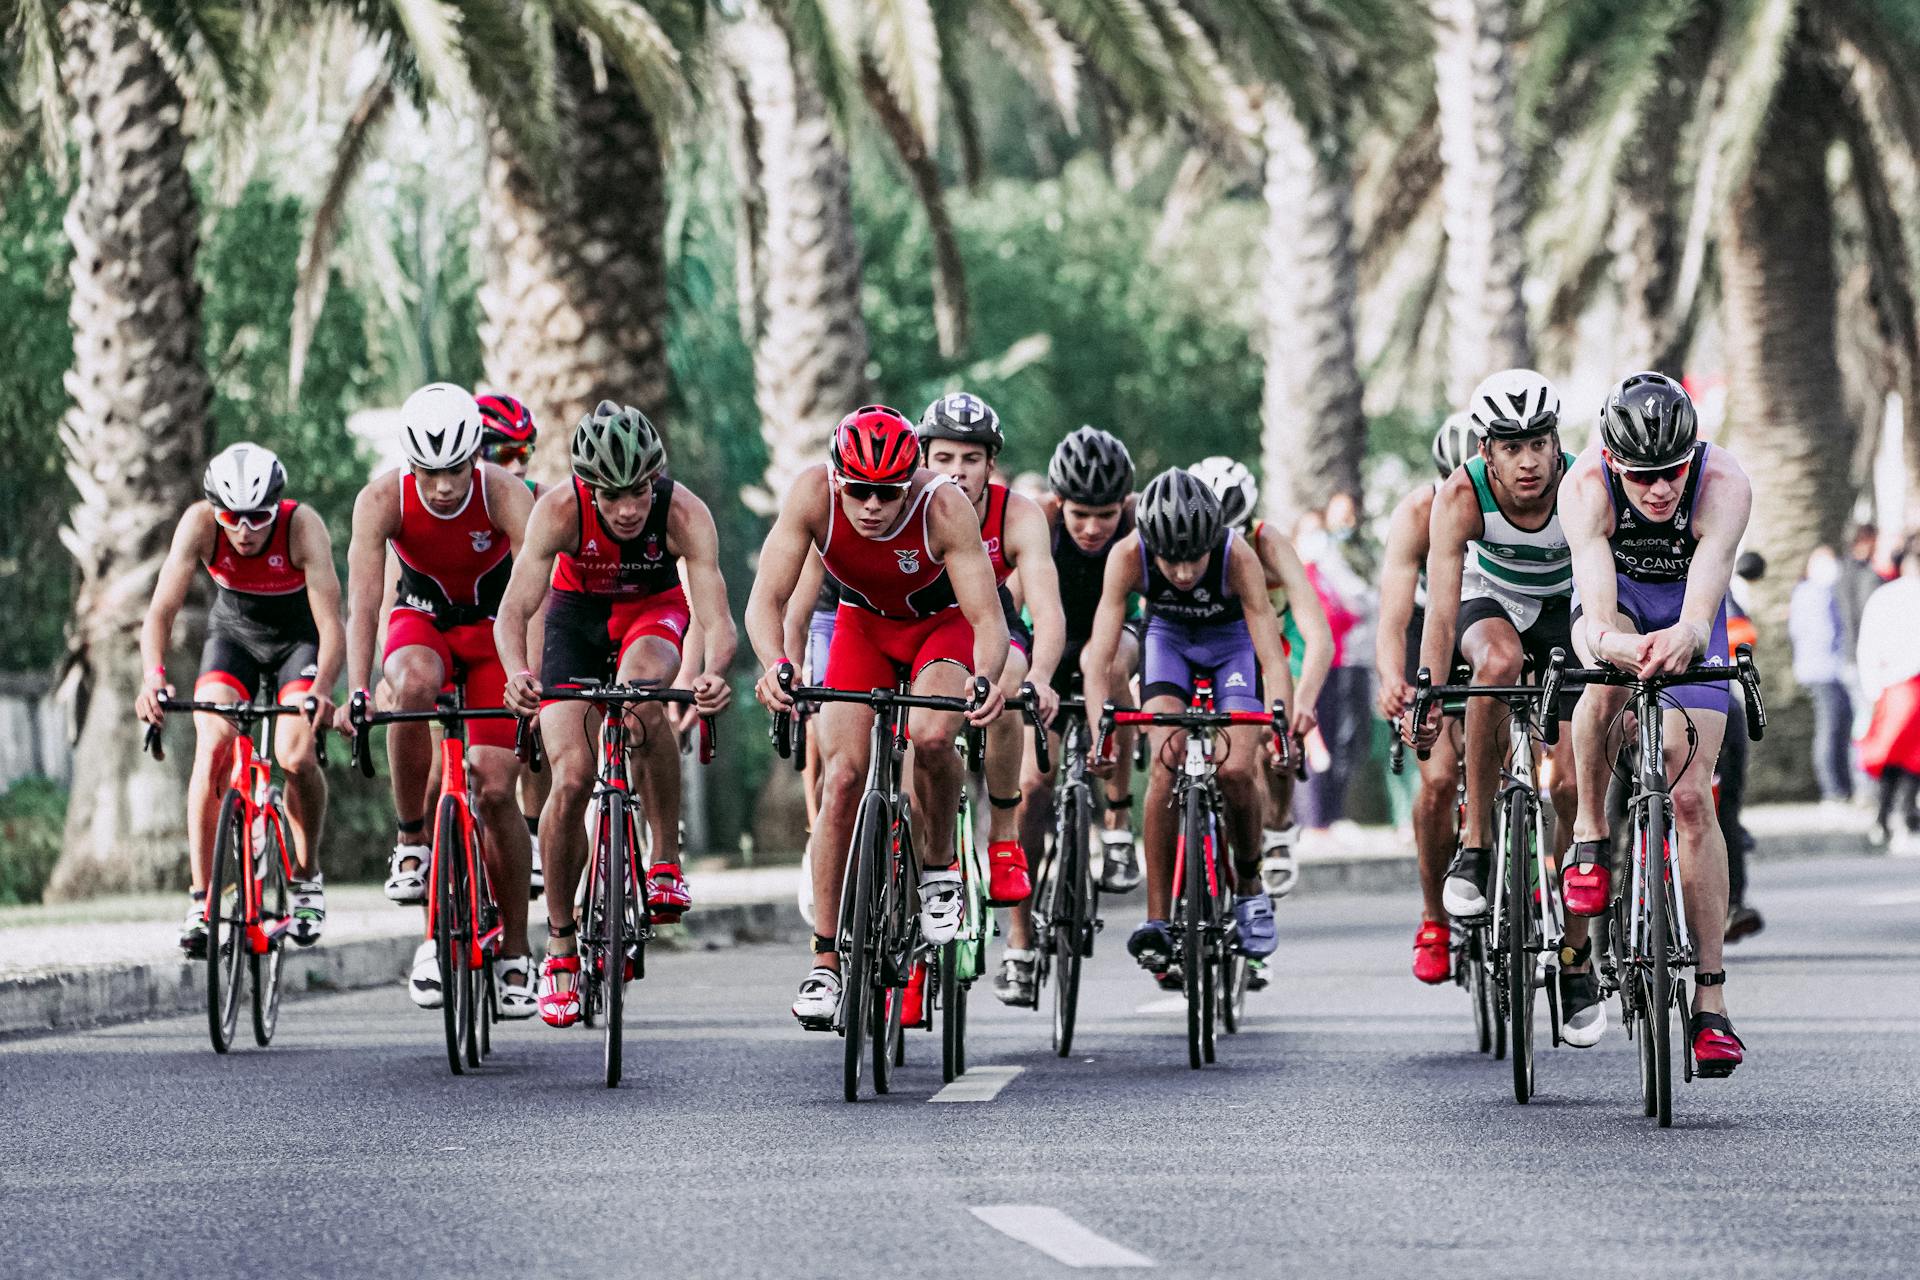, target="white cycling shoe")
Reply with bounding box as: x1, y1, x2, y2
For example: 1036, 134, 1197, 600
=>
494, 955, 537, 1019
917, 867, 964, 945
407, 940, 442, 1009
385, 843, 428, 905
1260, 826, 1299, 900
792, 967, 842, 1030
